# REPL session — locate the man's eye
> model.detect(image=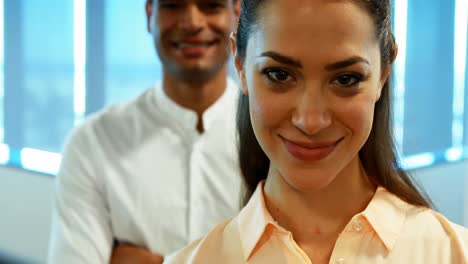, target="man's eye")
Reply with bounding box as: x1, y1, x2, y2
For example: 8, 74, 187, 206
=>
206, 2, 223, 9
332, 74, 362, 87
263, 69, 293, 83
200, 2, 225, 12
159, 3, 180, 9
